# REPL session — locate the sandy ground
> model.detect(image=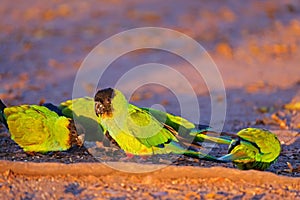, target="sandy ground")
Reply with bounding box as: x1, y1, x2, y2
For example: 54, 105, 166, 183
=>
0, 161, 300, 199
1, 0, 300, 199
